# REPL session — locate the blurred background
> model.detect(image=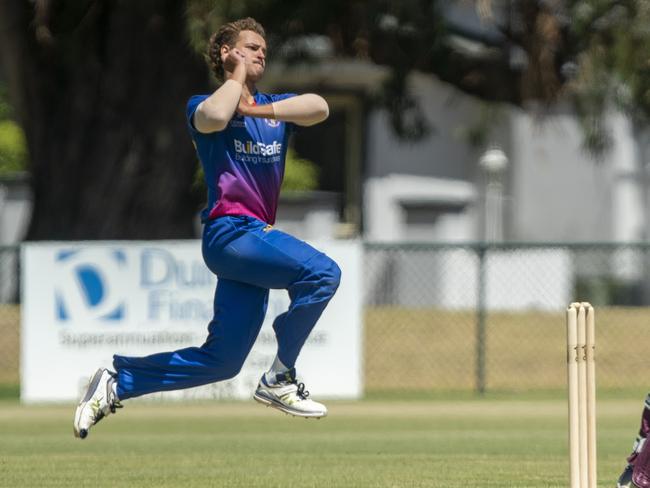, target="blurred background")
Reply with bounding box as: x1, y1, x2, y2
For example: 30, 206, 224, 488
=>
3, 0, 650, 399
